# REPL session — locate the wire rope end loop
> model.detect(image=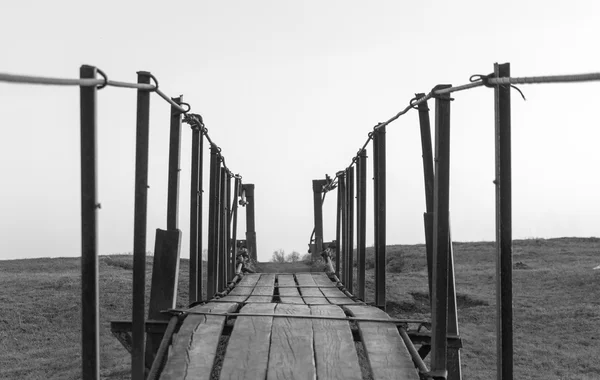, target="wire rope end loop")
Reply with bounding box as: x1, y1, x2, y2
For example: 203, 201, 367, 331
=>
178, 101, 191, 114
470, 73, 494, 88
148, 73, 159, 92
96, 68, 108, 90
